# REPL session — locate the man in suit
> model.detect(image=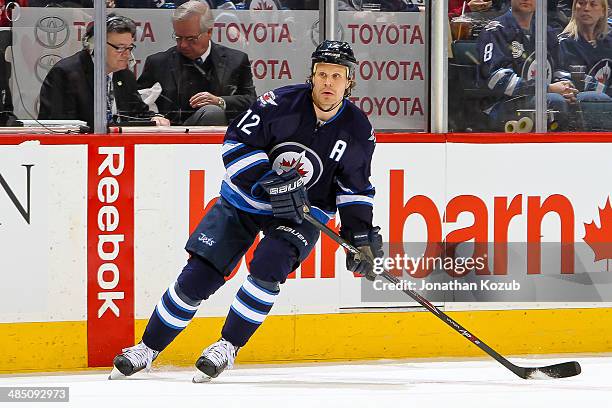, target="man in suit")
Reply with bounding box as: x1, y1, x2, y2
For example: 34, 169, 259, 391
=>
38, 15, 170, 129
137, 0, 257, 125
0, 52, 17, 126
